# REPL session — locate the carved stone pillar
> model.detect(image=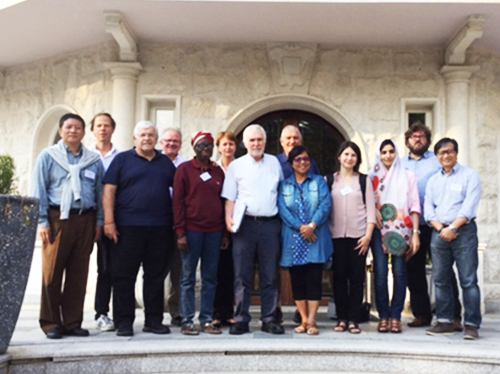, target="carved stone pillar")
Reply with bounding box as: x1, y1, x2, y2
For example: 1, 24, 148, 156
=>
440, 65, 479, 166
104, 62, 142, 150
